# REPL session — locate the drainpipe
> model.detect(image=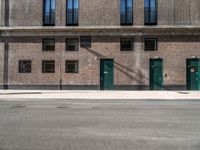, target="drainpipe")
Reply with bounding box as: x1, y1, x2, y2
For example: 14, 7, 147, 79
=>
59, 0, 63, 90
5, 0, 9, 27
